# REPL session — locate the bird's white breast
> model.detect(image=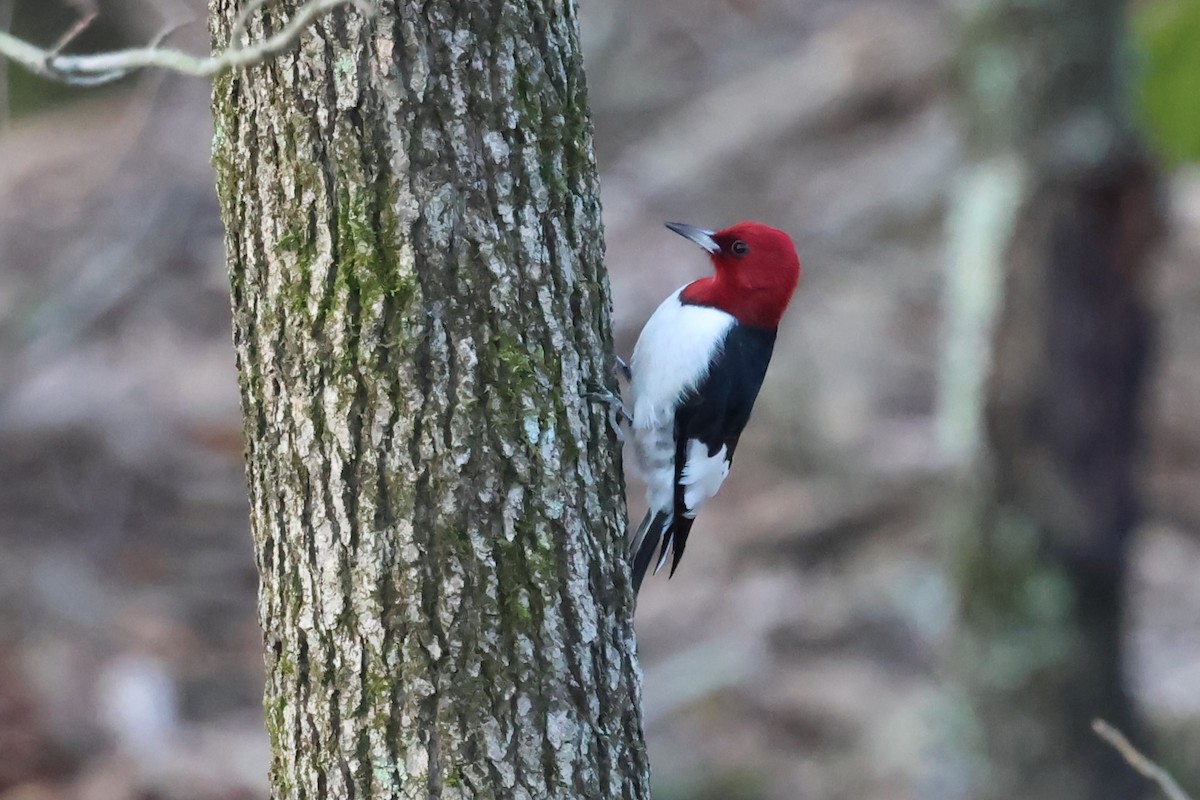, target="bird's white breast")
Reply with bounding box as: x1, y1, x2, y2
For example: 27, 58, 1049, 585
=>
629, 288, 734, 429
